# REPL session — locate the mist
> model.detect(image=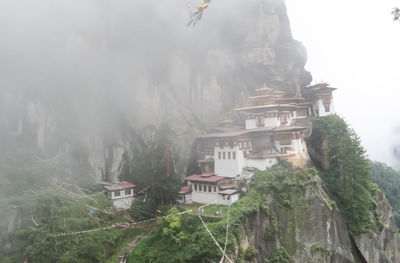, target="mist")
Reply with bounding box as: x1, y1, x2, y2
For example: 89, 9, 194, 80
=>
0, 0, 309, 165
286, 0, 400, 169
